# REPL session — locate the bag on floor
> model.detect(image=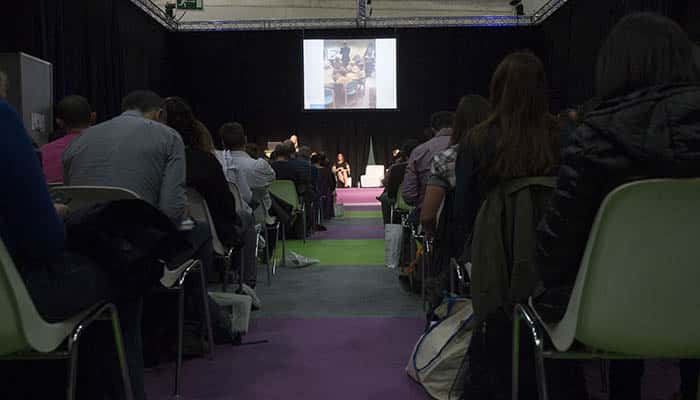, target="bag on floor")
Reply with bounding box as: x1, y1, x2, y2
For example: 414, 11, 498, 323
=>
334, 203, 344, 217
284, 251, 320, 268
209, 291, 252, 336
407, 296, 476, 400
384, 223, 403, 269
